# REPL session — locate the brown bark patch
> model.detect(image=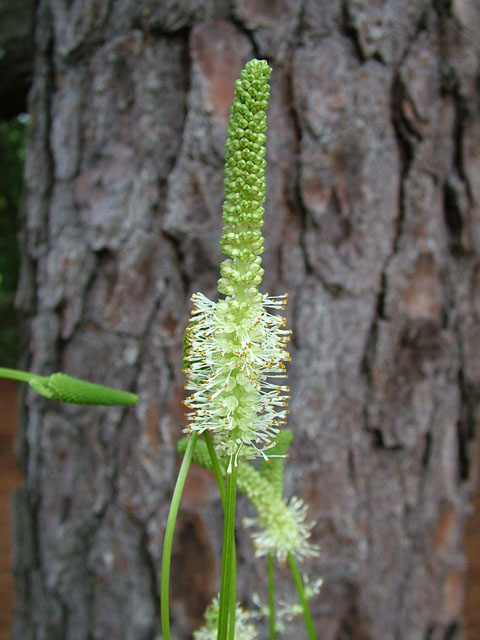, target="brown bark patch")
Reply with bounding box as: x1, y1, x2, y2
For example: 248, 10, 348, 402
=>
171, 512, 217, 626
182, 465, 216, 511
403, 253, 442, 320
192, 21, 251, 126
143, 404, 160, 448
442, 568, 464, 621
435, 505, 459, 555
